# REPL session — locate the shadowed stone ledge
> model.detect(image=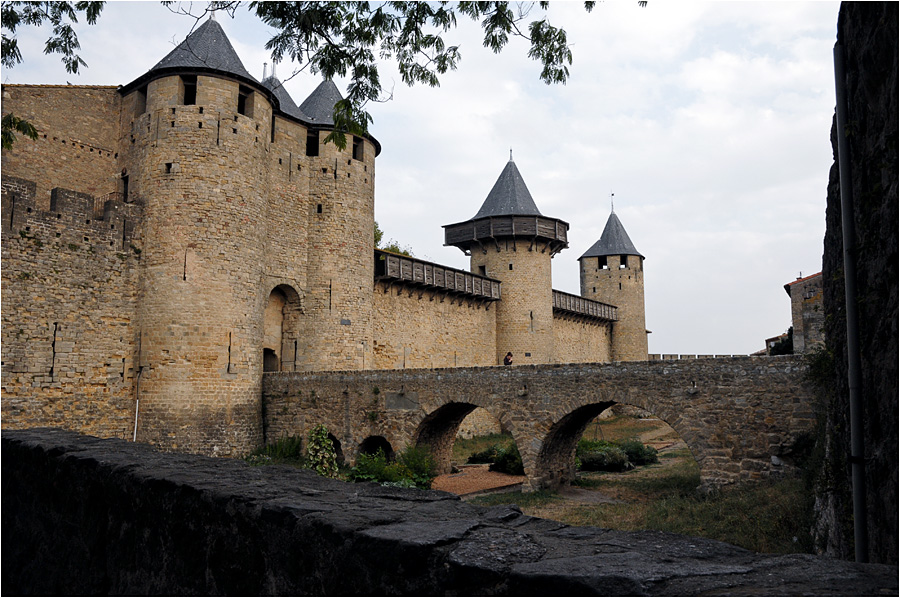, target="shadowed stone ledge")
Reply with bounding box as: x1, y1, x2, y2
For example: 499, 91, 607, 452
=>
2, 428, 895, 596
